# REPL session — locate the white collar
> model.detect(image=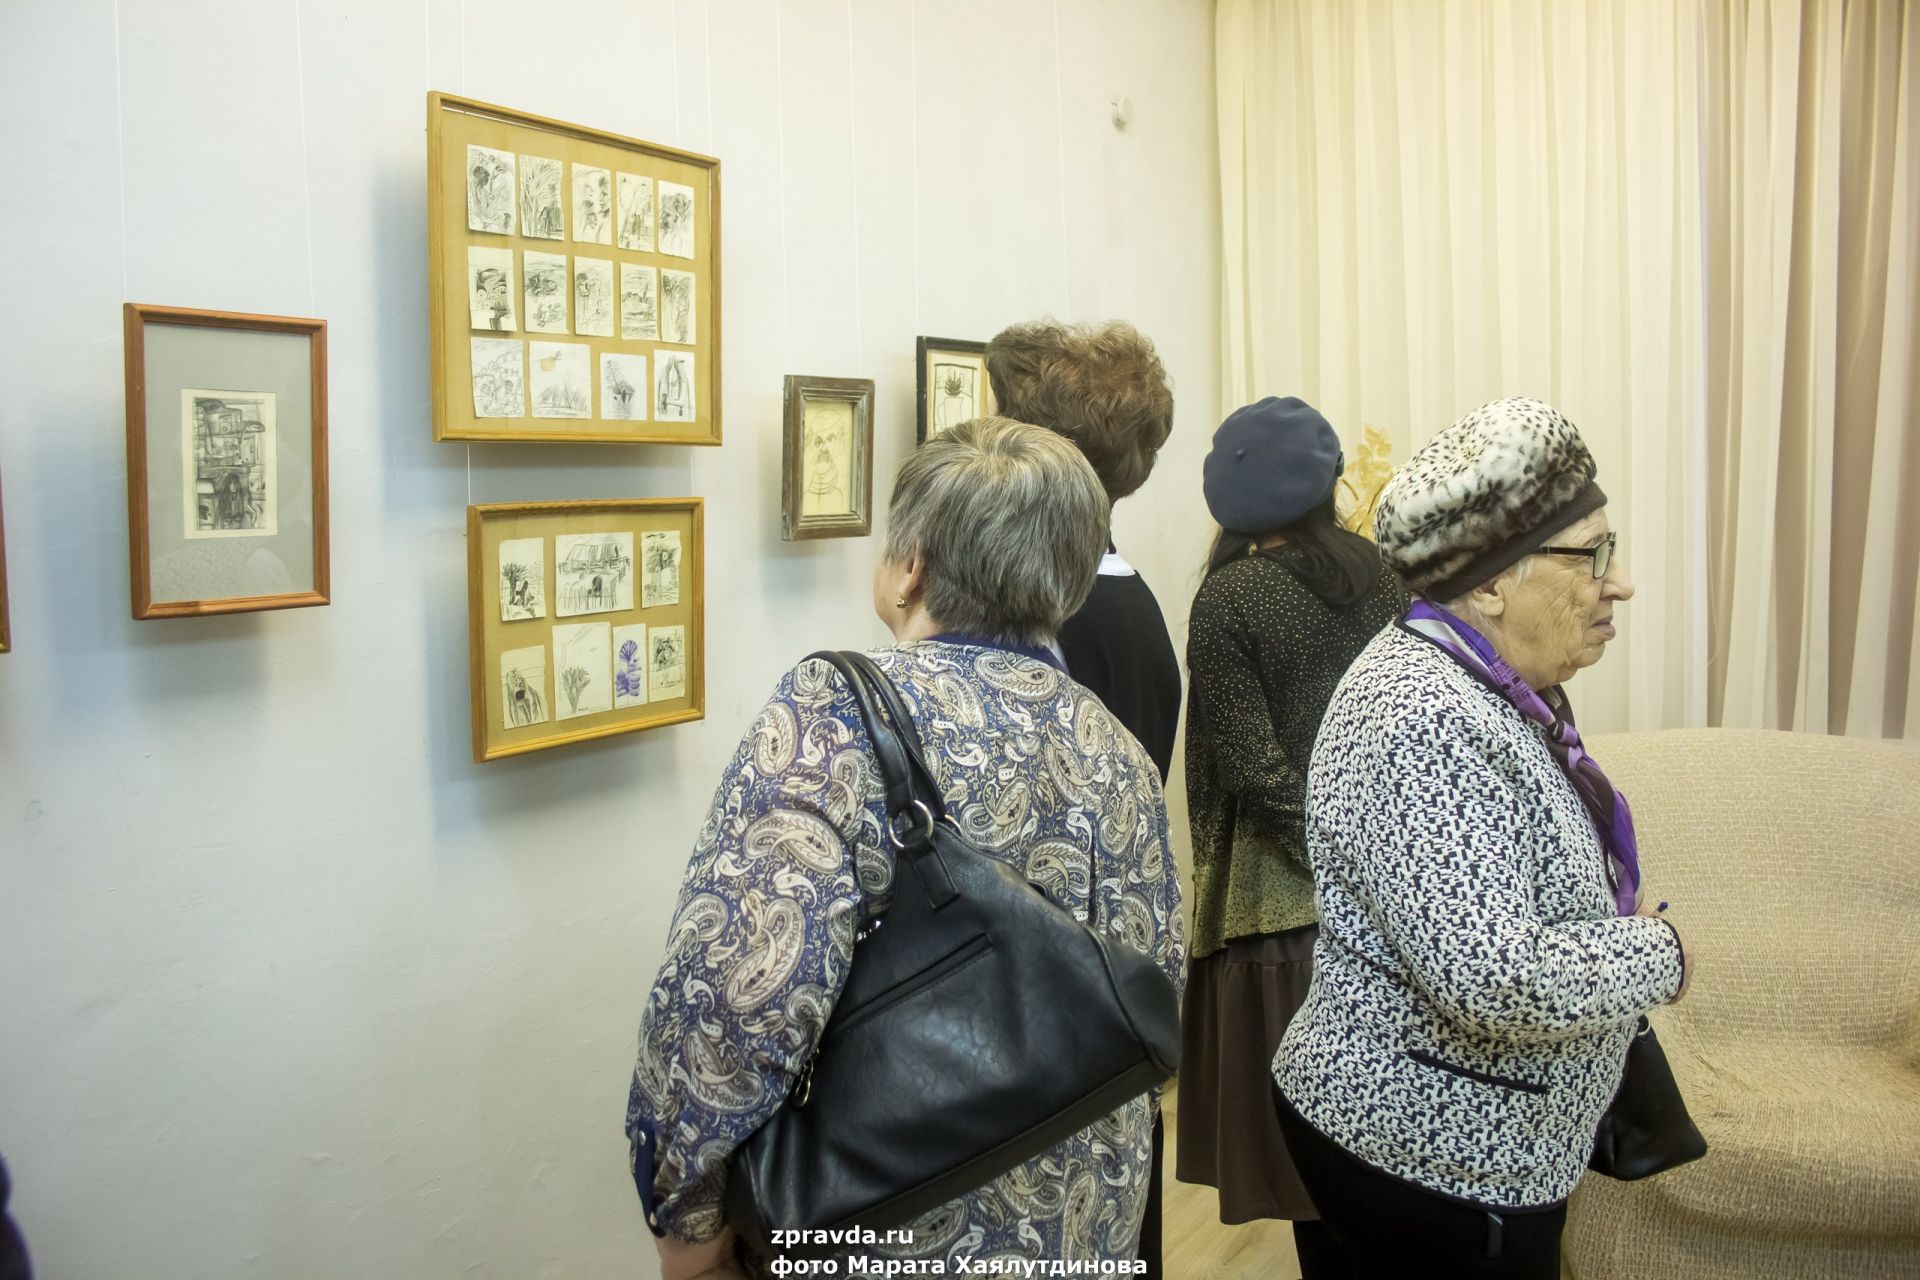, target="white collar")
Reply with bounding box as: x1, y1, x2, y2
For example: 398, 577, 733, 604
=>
1097, 549, 1137, 578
